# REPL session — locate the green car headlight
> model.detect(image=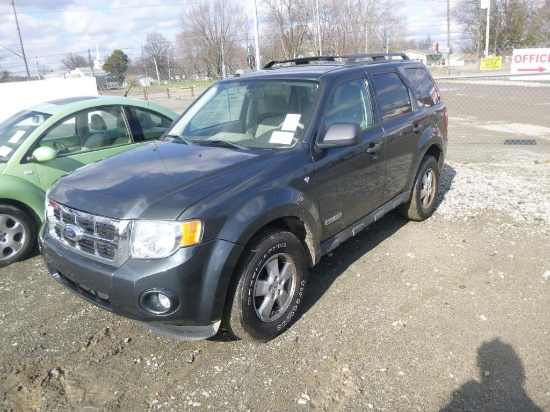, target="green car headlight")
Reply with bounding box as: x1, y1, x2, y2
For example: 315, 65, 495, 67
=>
130, 220, 203, 259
